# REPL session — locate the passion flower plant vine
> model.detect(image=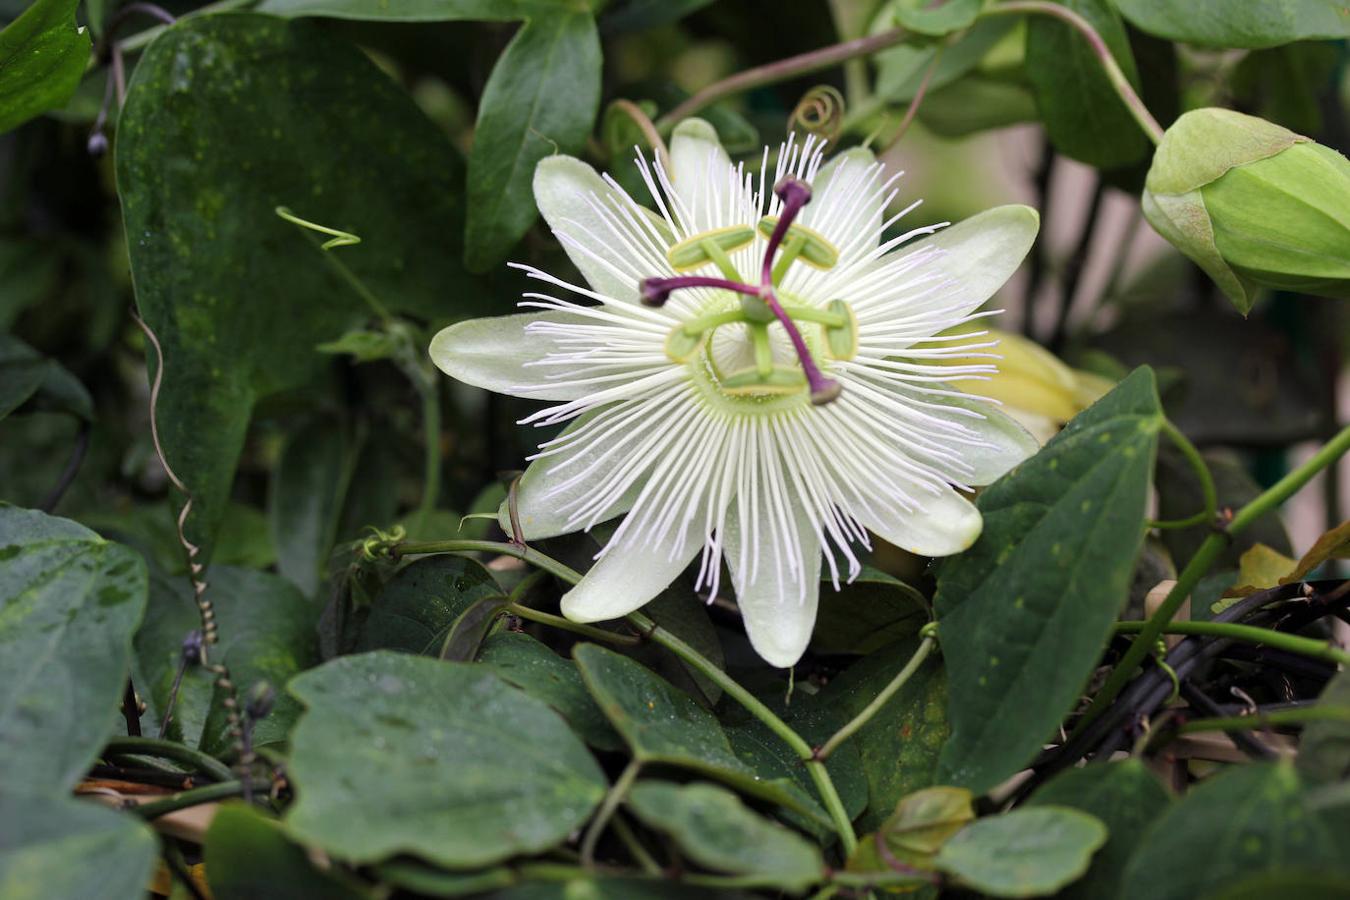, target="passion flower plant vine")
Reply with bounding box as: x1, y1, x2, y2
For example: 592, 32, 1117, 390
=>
432, 119, 1040, 666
